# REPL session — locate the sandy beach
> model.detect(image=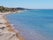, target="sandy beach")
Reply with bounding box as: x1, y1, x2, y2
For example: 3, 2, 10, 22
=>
0, 11, 24, 40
